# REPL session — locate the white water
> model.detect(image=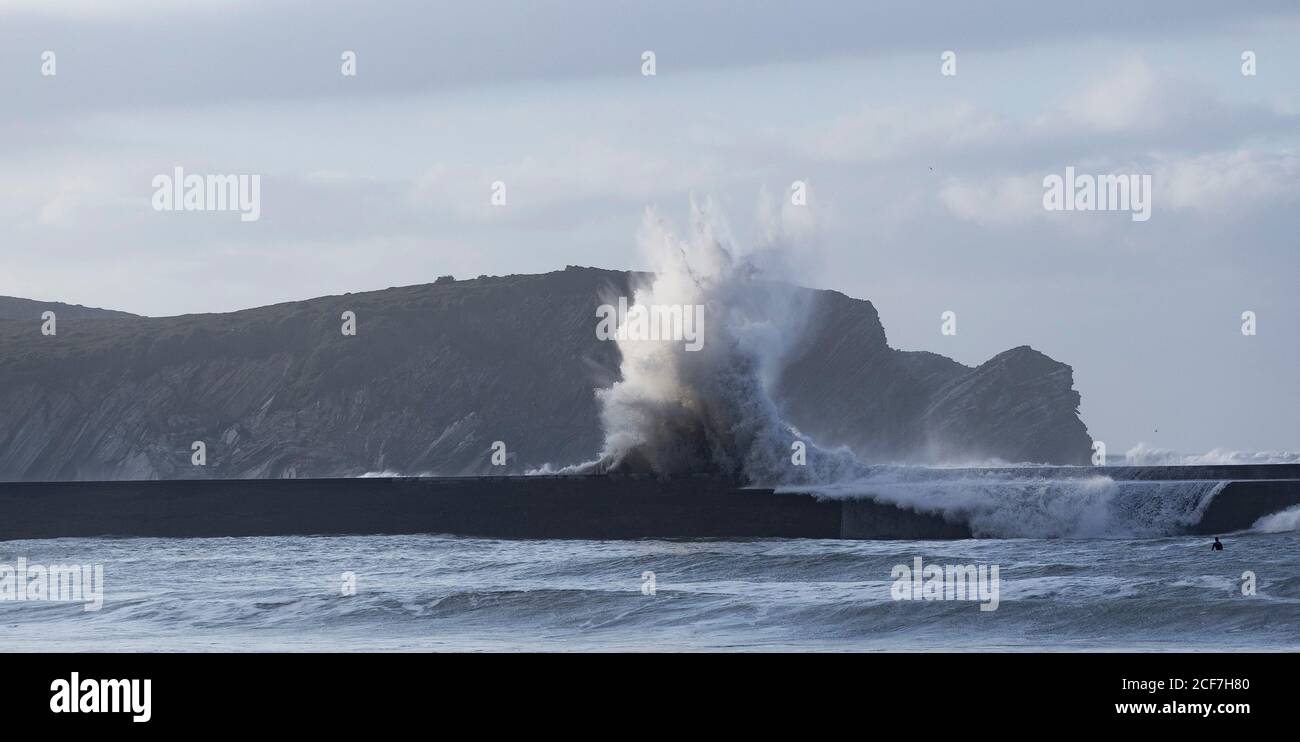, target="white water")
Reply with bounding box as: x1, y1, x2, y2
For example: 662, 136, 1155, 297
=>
1125, 442, 1300, 466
